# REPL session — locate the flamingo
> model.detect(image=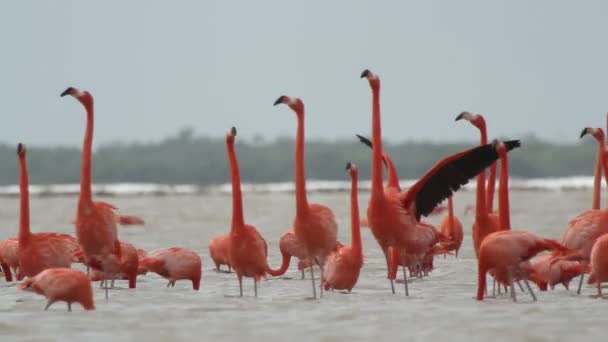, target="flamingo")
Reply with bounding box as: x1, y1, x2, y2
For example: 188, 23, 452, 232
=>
0, 237, 20, 281
527, 254, 582, 291
437, 196, 464, 257
16, 143, 79, 278
477, 141, 569, 302
587, 234, 608, 297
322, 162, 364, 292
454, 112, 501, 257
86, 241, 139, 288
274, 96, 339, 299
360, 69, 519, 295
208, 233, 232, 273
558, 127, 608, 295
20, 268, 95, 311
268, 228, 308, 279
61, 87, 123, 299
117, 215, 145, 226
225, 126, 276, 296
138, 247, 202, 290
